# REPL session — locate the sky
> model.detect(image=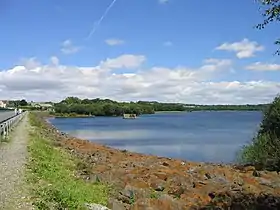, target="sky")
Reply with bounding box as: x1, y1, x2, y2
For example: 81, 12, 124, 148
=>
0, 0, 279, 104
